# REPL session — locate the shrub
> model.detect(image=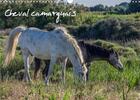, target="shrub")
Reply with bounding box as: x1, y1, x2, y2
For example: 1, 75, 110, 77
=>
70, 18, 140, 41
